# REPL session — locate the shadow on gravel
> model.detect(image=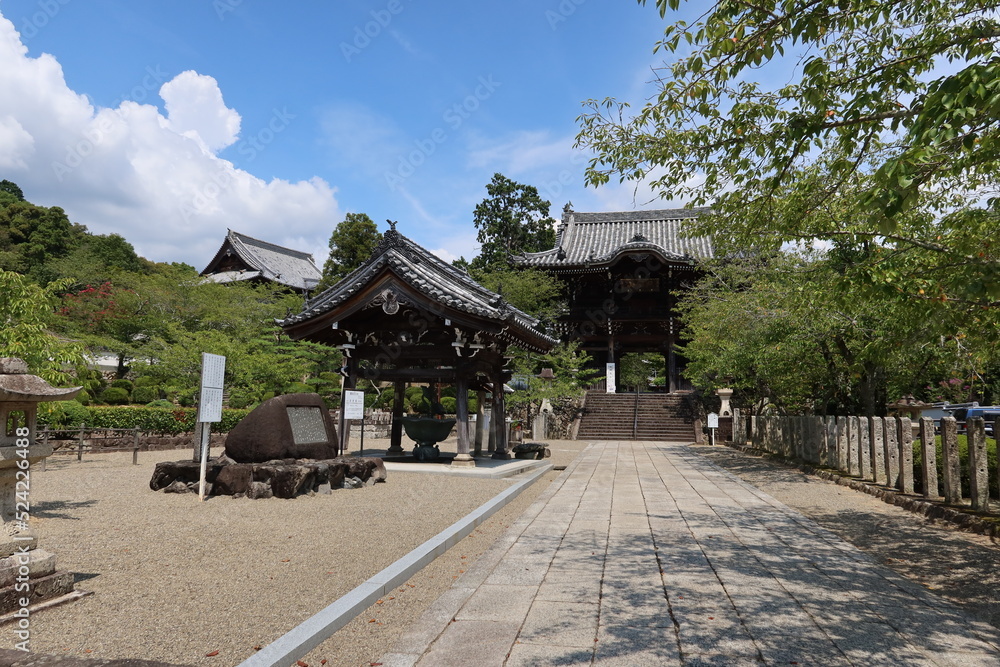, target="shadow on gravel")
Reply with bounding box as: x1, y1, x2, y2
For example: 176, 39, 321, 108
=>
32, 498, 98, 519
